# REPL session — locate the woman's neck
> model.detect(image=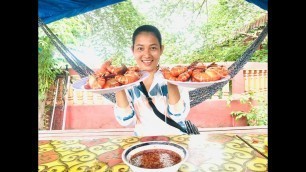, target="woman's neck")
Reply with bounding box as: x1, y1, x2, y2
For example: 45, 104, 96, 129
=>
142, 65, 159, 90
143, 69, 157, 91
